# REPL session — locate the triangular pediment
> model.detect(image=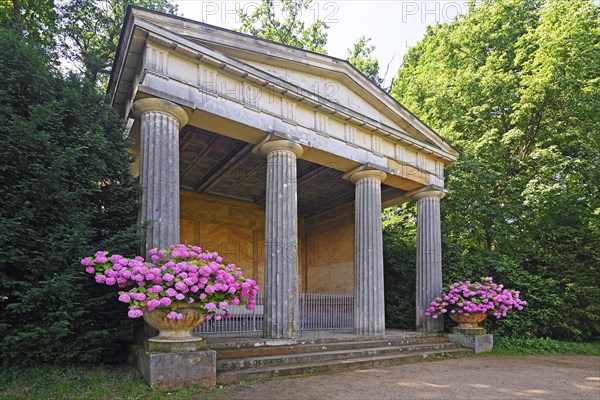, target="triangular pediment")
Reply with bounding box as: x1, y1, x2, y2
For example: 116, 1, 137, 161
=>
109, 6, 458, 162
